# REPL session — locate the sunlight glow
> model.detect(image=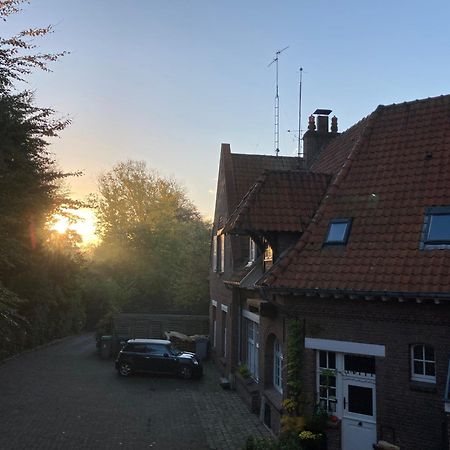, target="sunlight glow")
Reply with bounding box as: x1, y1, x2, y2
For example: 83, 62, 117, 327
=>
51, 209, 98, 246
